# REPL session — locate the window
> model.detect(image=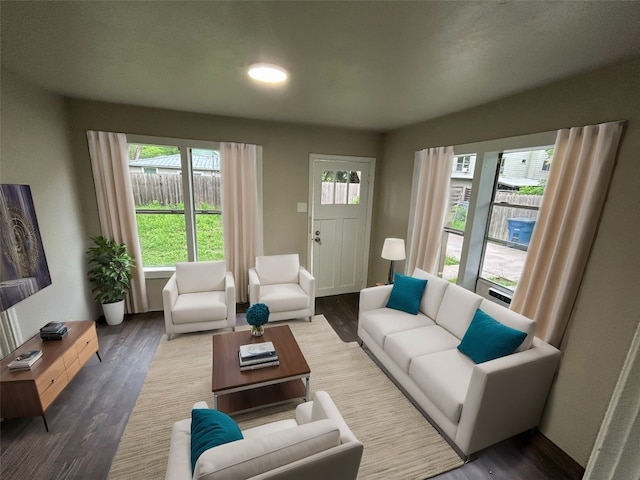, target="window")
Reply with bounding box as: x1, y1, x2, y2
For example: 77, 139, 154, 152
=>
423, 131, 556, 303
439, 154, 476, 282
454, 155, 472, 173
480, 148, 550, 288
321, 170, 361, 205
128, 140, 222, 268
